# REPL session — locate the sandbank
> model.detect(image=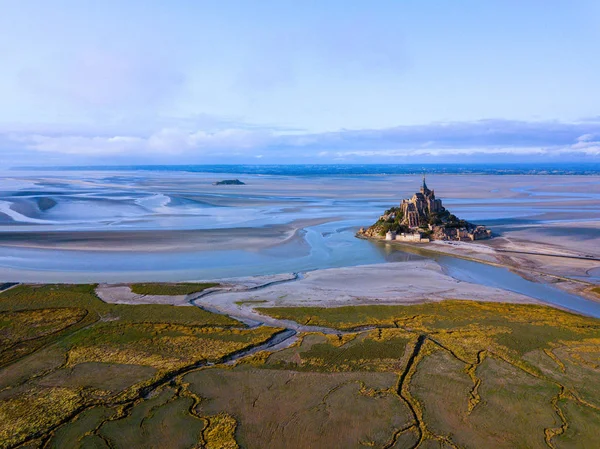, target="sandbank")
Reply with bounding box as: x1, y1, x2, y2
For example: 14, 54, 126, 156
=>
96, 260, 537, 330
0, 217, 330, 252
